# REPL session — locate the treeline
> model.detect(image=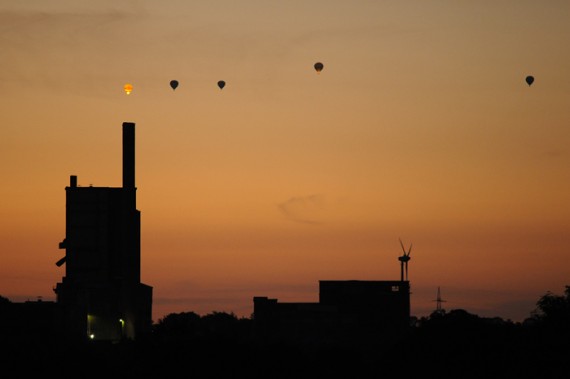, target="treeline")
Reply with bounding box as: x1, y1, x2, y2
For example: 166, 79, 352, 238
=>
1, 286, 569, 378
